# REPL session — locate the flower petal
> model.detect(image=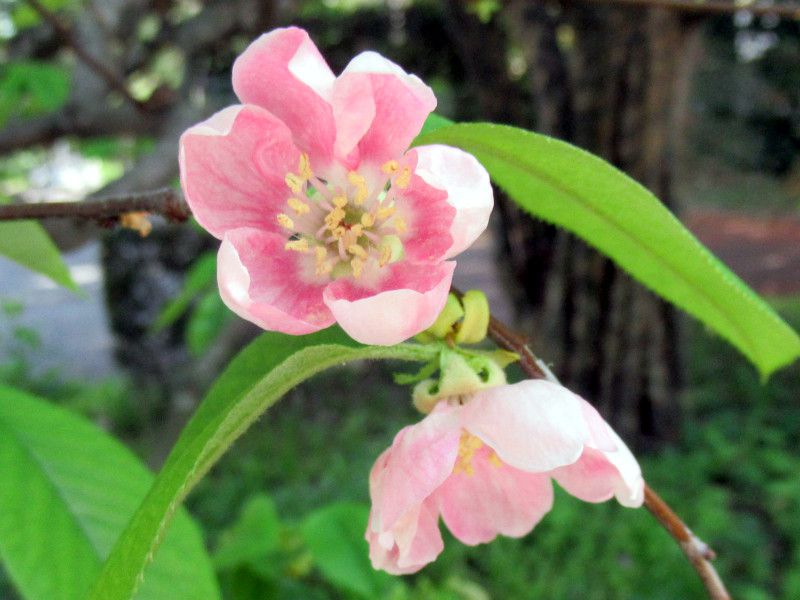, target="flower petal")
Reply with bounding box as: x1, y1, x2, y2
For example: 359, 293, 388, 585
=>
179, 105, 301, 239
217, 228, 335, 335
332, 51, 436, 168
394, 153, 455, 263
411, 144, 494, 259
437, 447, 553, 545
462, 380, 591, 472
368, 403, 461, 532
232, 27, 336, 167
323, 261, 456, 345
367, 499, 443, 575
553, 424, 645, 508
